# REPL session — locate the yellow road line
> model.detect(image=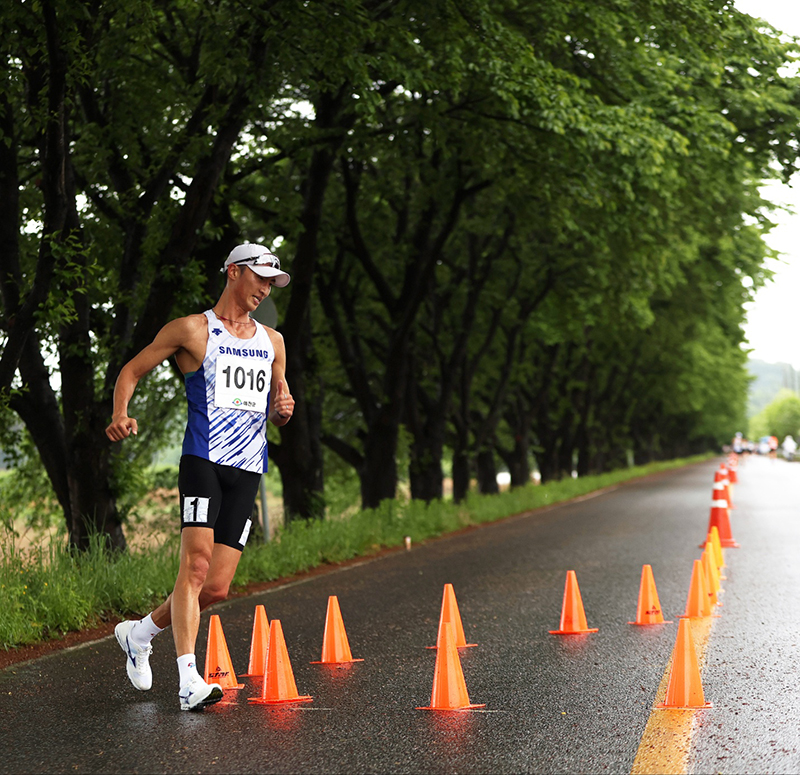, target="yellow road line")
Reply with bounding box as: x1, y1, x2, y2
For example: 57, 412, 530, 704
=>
630, 616, 715, 775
